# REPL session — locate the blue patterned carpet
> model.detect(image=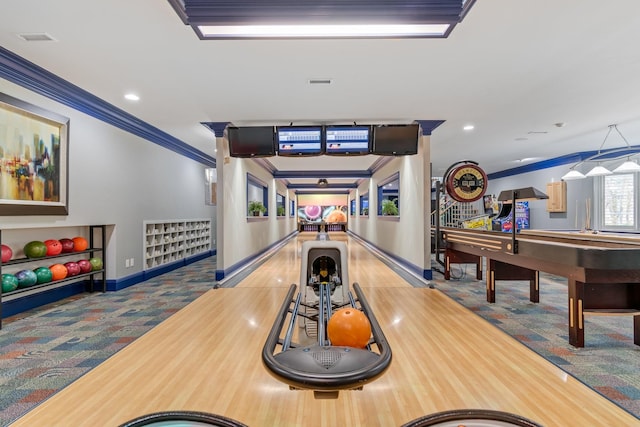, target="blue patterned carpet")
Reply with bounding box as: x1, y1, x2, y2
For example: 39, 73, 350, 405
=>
1, 255, 639, 425
432, 265, 640, 420
0, 258, 216, 426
